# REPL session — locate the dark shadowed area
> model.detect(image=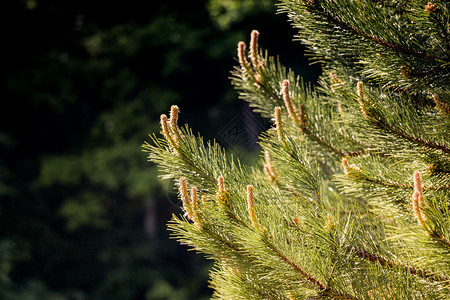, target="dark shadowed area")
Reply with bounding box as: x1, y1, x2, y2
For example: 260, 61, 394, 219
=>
1, 0, 320, 299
